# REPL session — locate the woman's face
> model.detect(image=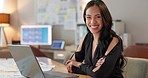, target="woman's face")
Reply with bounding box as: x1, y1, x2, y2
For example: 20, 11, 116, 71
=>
85, 5, 103, 34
